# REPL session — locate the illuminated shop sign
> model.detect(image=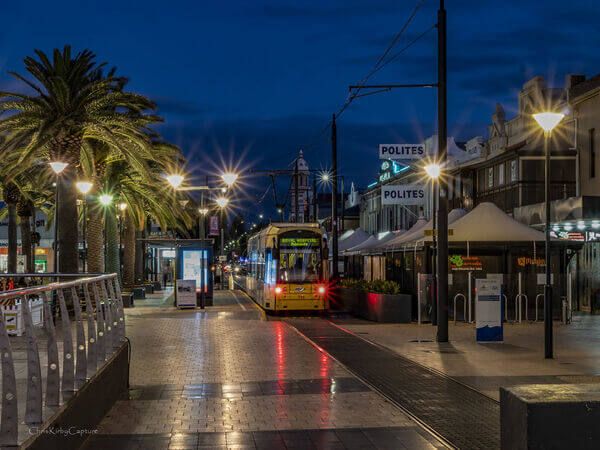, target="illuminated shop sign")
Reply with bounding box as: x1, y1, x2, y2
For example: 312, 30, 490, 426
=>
517, 257, 545, 267
450, 254, 483, 271
377, 160, 409, 184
